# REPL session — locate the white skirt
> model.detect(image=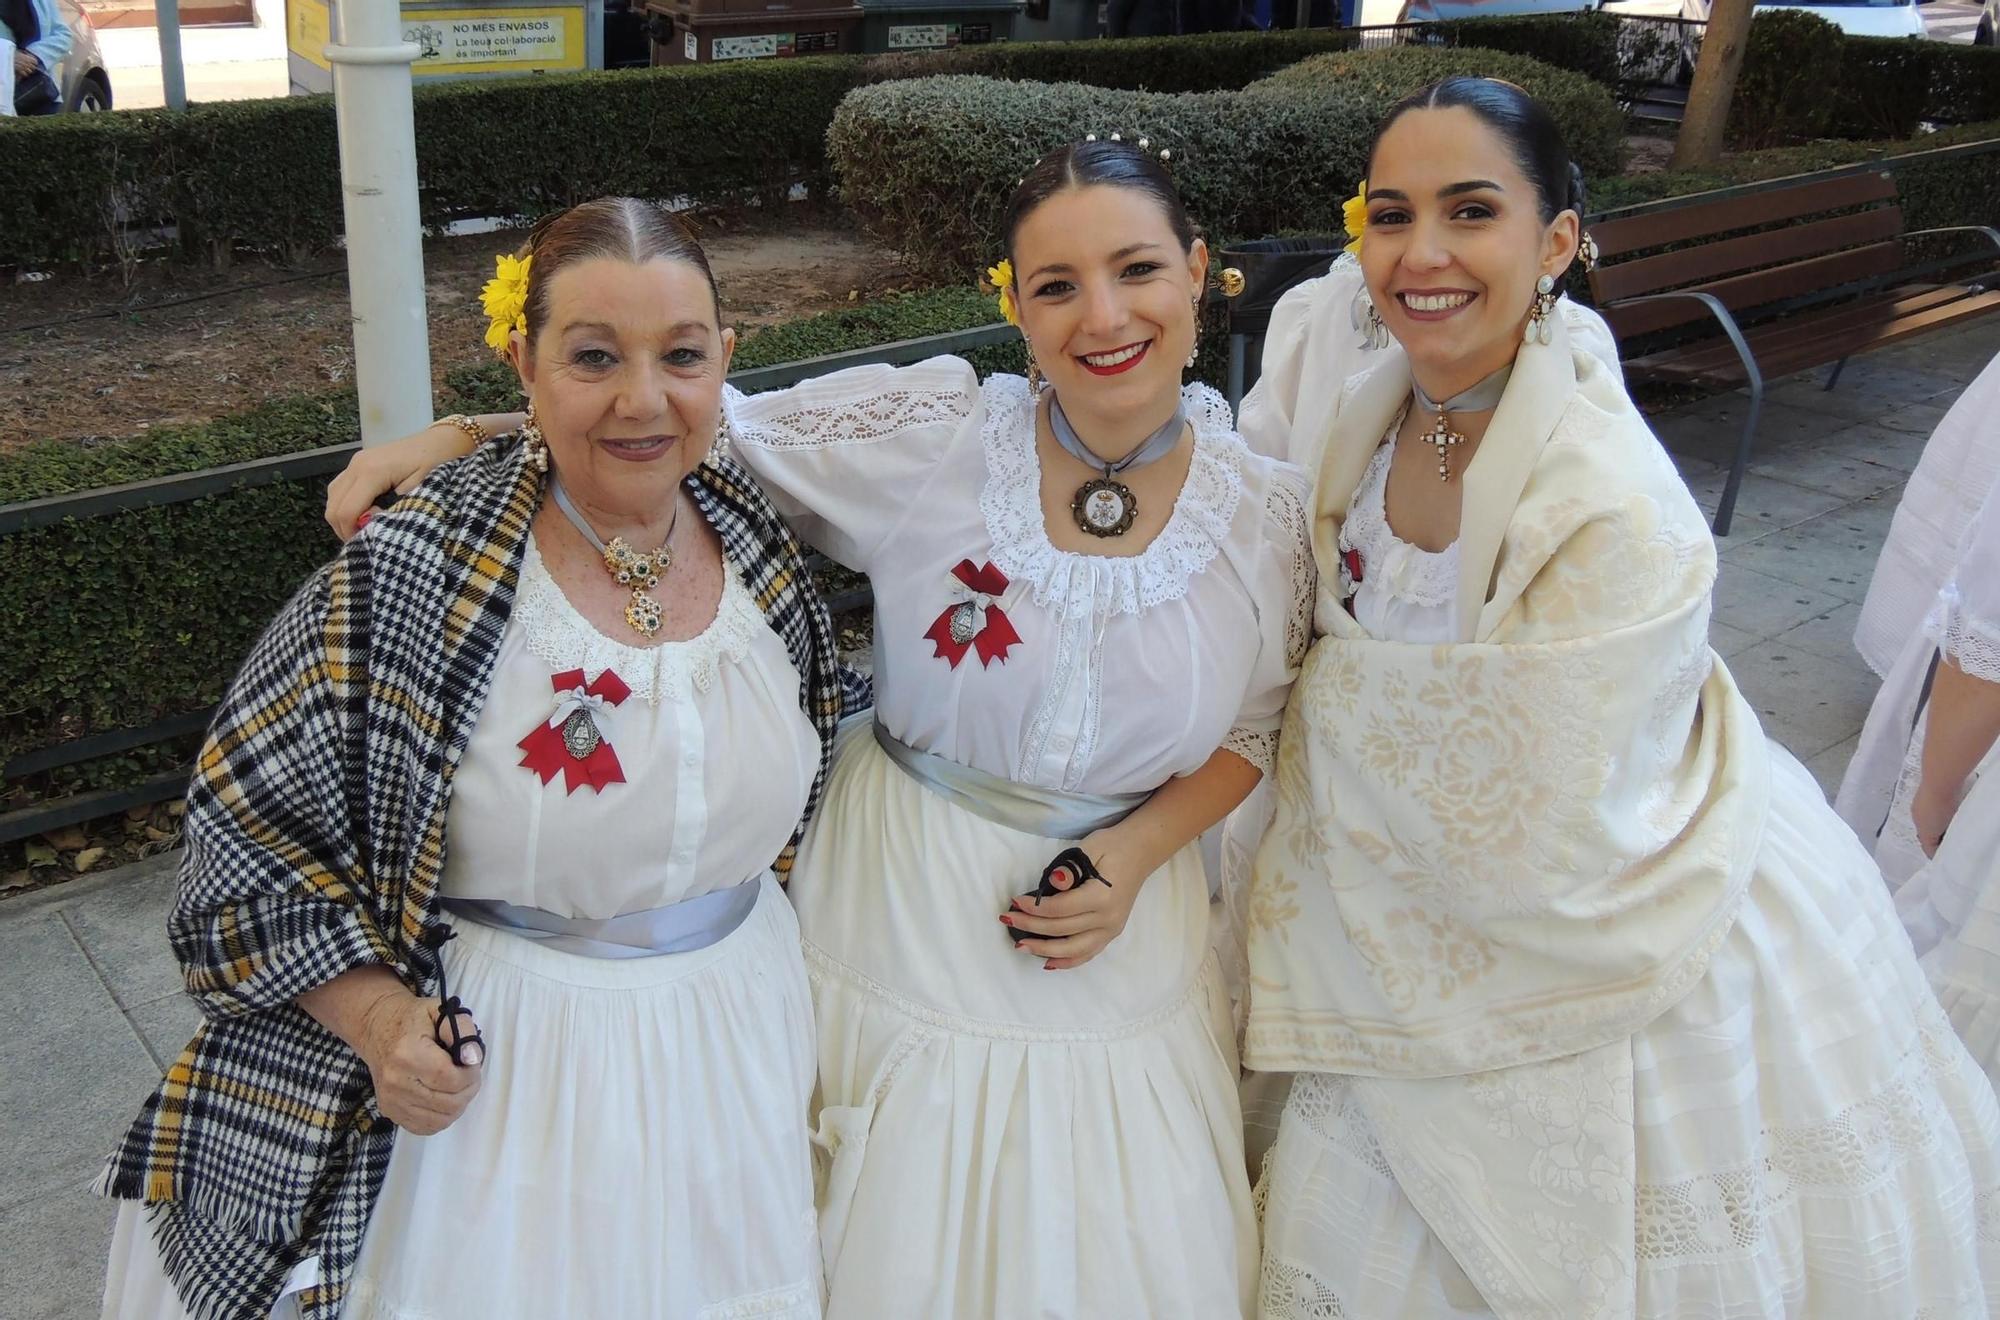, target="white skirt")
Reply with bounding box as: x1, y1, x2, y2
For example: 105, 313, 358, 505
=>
100, 876, 820, 1320
1258, 748, 2000, 1319
787, 726, 1258, 1319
